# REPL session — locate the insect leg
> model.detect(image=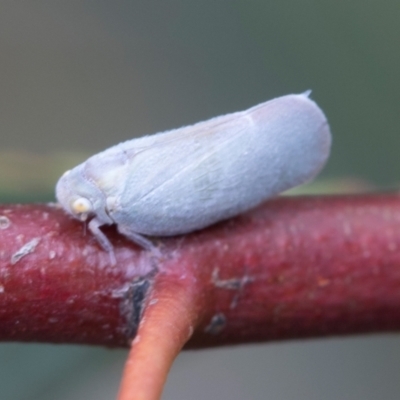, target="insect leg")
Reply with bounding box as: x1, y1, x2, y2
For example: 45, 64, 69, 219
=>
117, 225, 161, 256
88, 218, 116, 265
